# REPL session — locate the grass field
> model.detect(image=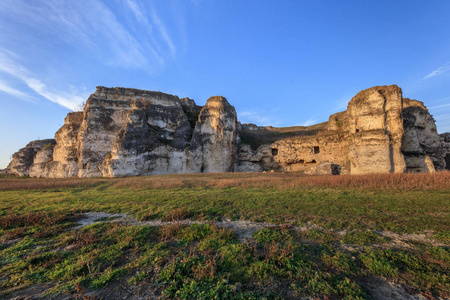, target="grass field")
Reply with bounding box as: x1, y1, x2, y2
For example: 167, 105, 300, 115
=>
0, 172, 449, 299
